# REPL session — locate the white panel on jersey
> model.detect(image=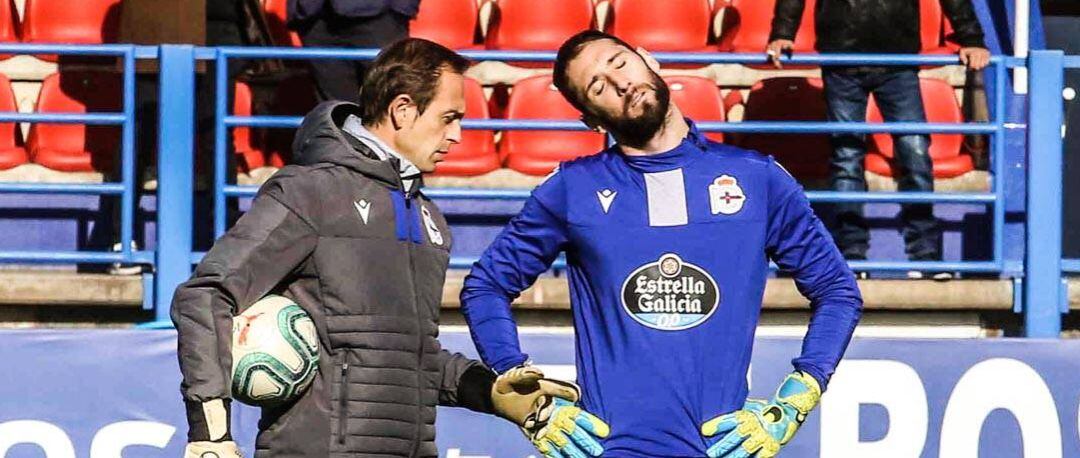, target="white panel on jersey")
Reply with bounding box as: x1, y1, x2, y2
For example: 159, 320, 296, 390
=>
644, 169, 688, 227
